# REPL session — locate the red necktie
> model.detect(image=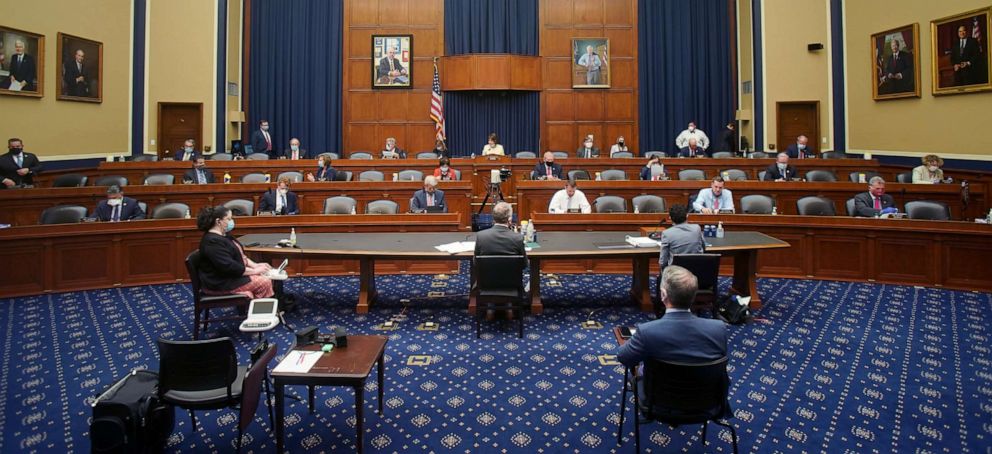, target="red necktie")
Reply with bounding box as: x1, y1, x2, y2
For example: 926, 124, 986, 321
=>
873, 197, 881, 210
427, 194, 434, 207
264, 132, 271, 151
546, 165, 552, 177
714, 195, 720, 211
